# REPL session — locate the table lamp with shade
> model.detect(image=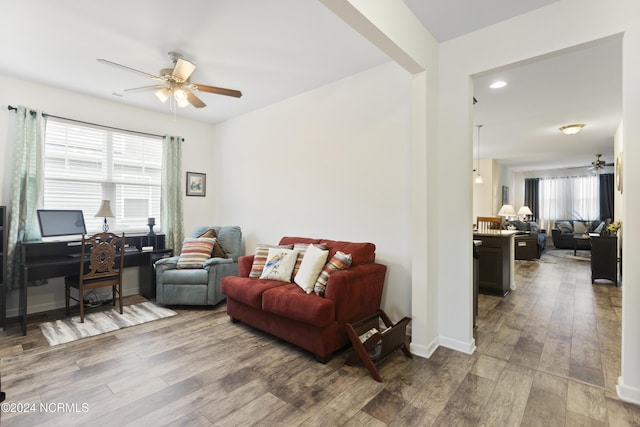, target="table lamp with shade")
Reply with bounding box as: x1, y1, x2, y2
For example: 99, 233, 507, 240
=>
498, 204, 517, 228
518, 206, 533, 221
95, 200, 114, 232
